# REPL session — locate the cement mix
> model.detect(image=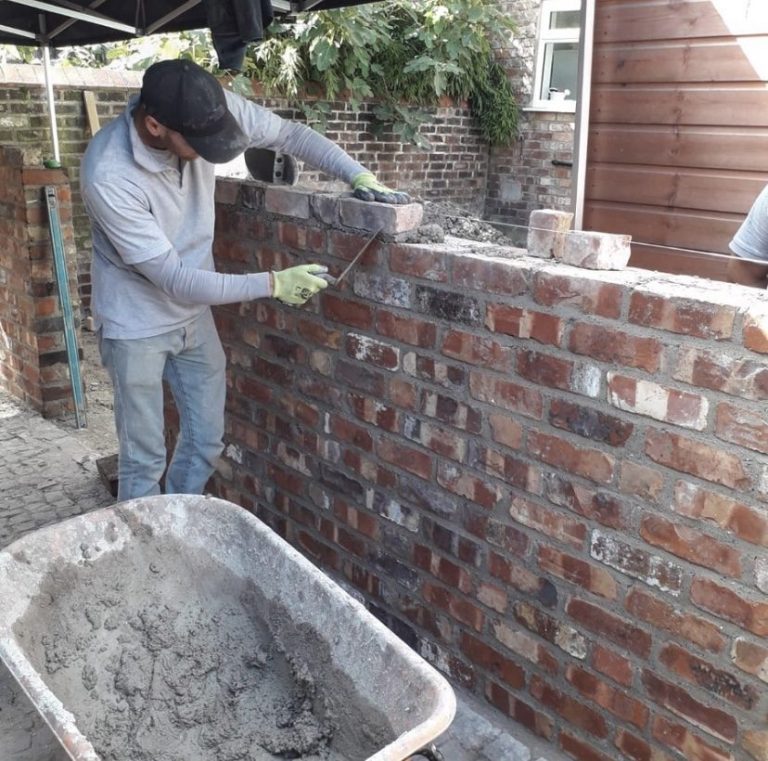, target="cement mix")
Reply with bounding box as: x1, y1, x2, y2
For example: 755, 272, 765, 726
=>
13, 534, 393, 761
